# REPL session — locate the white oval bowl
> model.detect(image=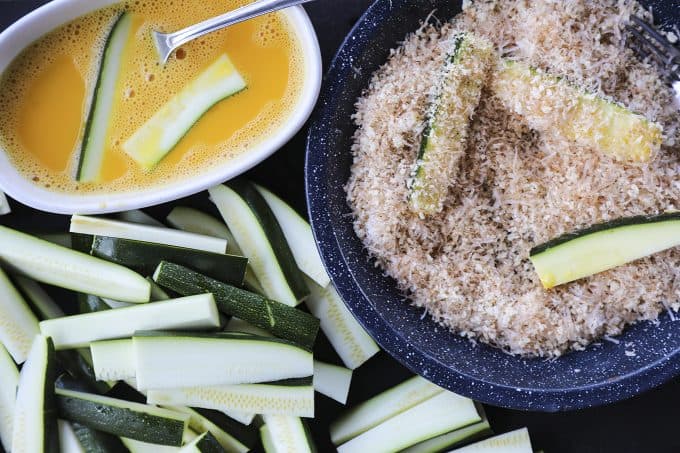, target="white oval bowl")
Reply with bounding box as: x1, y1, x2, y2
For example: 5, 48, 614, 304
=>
0, 0, 321, 214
